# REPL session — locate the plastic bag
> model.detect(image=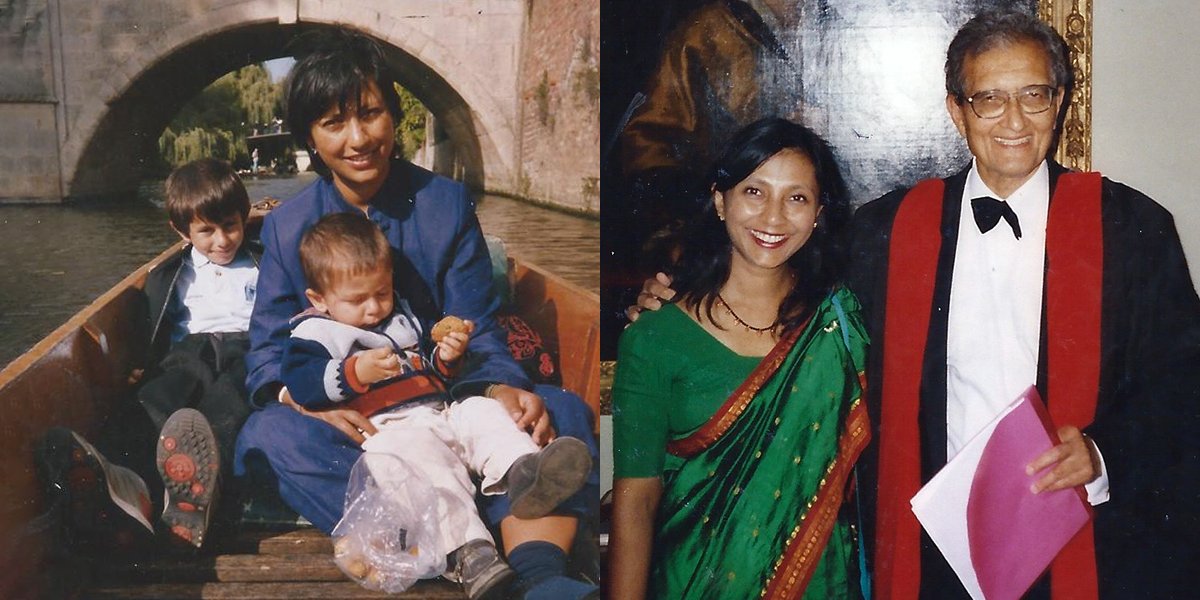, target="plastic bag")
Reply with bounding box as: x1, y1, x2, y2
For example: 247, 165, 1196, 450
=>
331, 453, 447, 593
